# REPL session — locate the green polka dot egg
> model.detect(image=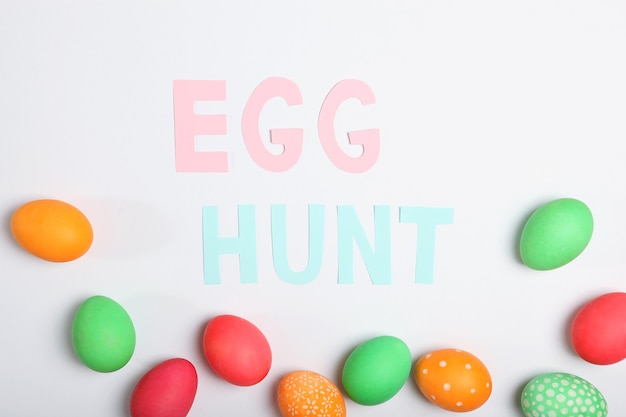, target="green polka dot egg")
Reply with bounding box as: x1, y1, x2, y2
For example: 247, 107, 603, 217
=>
521, 372, 607, 417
